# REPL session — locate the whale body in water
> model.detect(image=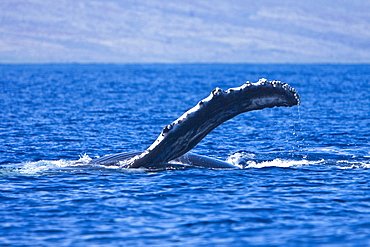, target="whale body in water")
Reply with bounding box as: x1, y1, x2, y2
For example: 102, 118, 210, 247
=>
89, 79, 300, 170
